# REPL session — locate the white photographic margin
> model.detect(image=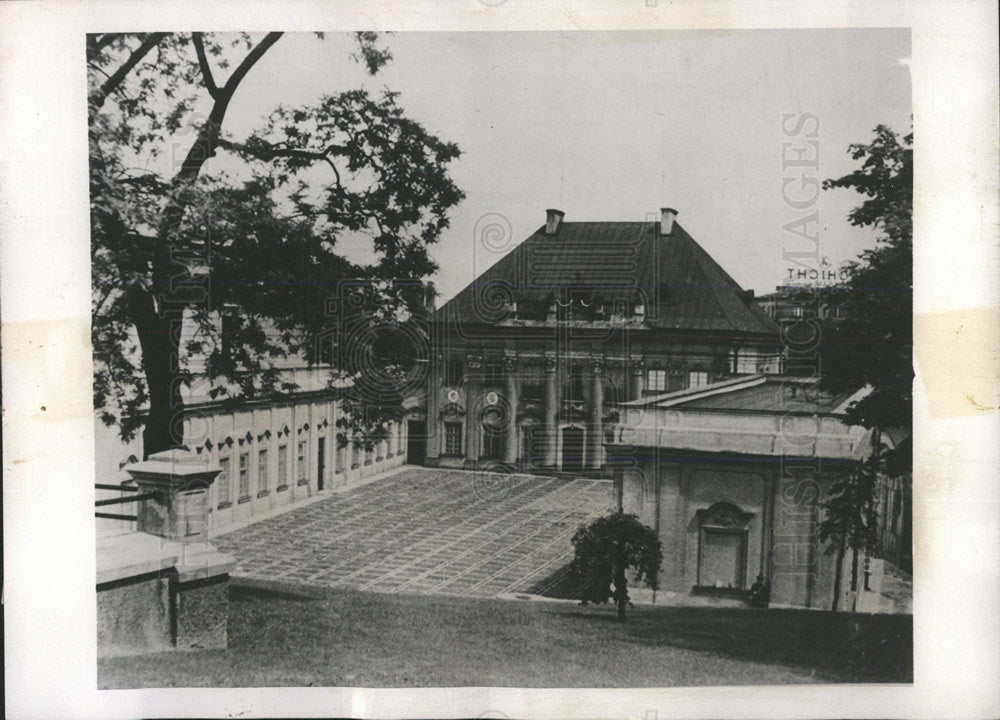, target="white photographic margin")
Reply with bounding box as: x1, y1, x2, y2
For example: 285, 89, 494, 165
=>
2, 1, 998, 718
